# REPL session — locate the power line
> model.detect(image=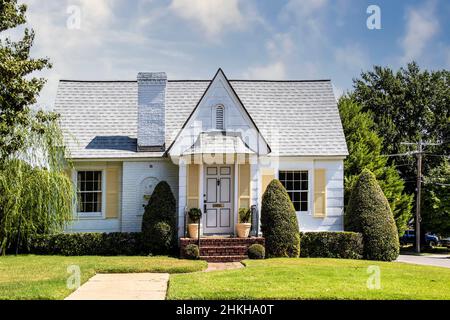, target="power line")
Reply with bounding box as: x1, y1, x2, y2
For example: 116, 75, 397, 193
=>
389, 140, 443, 254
